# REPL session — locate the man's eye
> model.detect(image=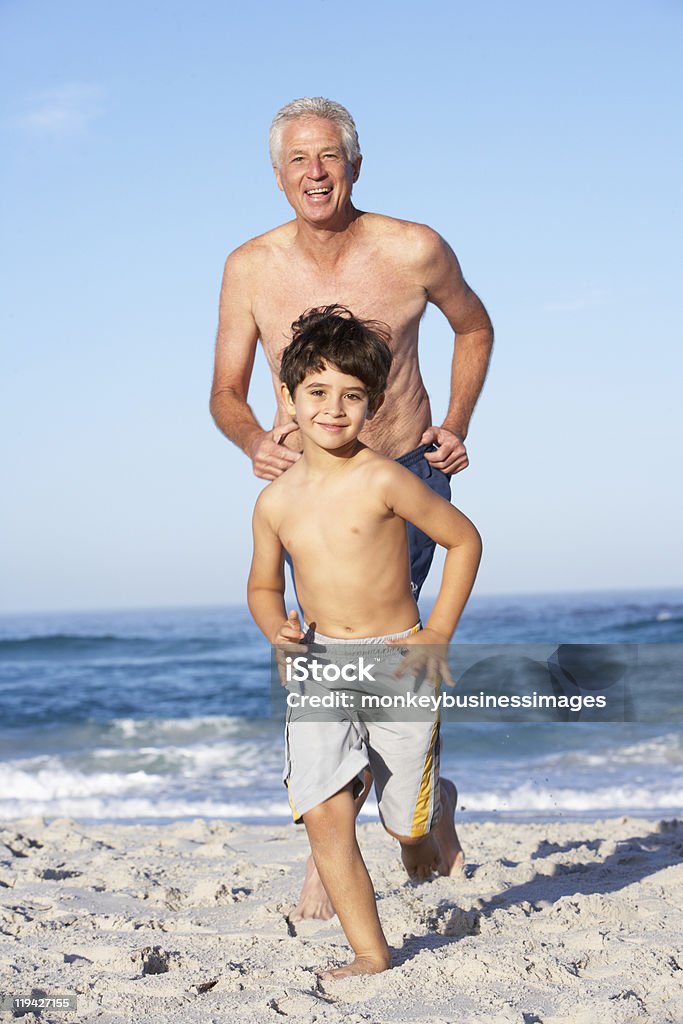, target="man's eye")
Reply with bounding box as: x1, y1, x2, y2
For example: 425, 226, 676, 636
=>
291, 156, 304, 163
